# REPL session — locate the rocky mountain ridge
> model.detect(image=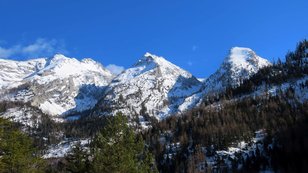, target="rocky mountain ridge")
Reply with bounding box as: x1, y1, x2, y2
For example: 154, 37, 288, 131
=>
96, 52, 202, 120
0, 54, 114, 117
0, 47, 271, 122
